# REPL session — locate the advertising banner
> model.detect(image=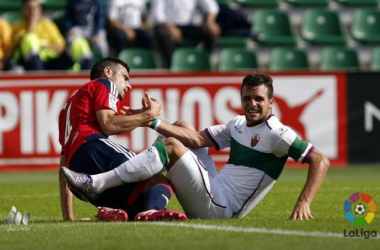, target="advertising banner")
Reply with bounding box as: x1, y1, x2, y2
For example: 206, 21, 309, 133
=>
347, 72, 380, 163
0, 72, 347, 171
